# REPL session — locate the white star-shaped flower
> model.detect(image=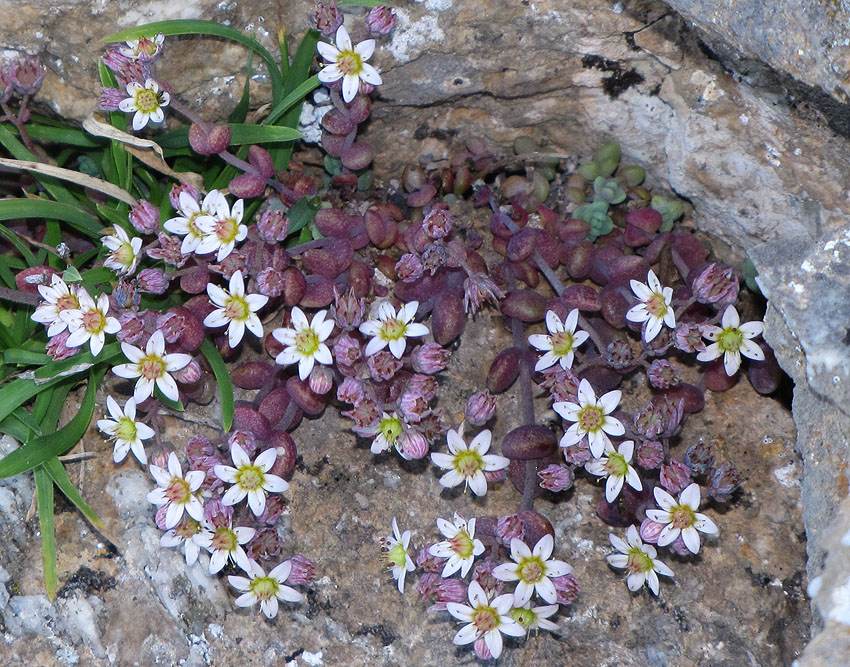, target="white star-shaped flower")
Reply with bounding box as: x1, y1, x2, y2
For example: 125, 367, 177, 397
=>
193, 520, 256, 574
159, 515, 202, 566
493, 534, 573, 606
214, 443, 289, 516
430, 428, 509, 497
446, 580, 525, 659
112, 329, 193, 403
359, 300, 429, 359
146, 452, 205, 529
61, 289, 121, 356
227, 559, 304, 619
626, 269, 676, 343
163, 190, 219, 255
528, 308, 589, 371
119, 34, 164, 61
696, 304, 764, 375
97, 395, 155, 465
607, 524, 674, 595
317, 25, 383, 103
194, 190, 247, 261
118, 78, 170, 131
585, 439, 642, 503
553, 378, 625, 458
203, 270, 268, 348
272, 307, 334, 380
645, 483, 718, 554
509, 602, 560, 634
102, 225, 143, 275
428, 513, 485, 578
380, 517, 415, 594
31, 274, 81, 336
